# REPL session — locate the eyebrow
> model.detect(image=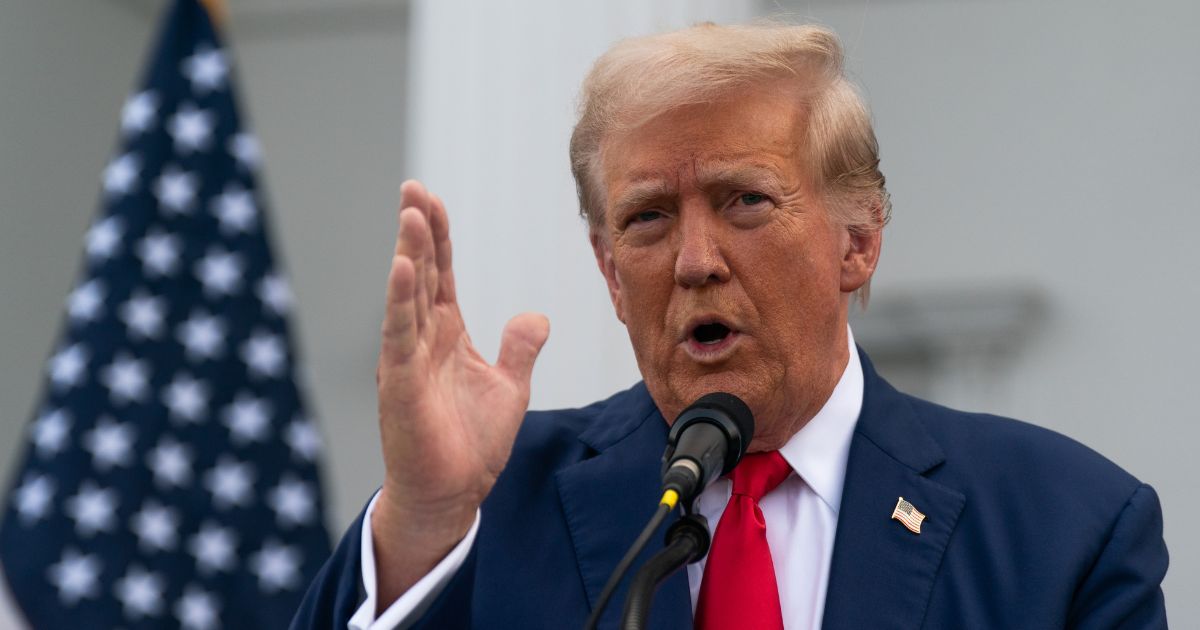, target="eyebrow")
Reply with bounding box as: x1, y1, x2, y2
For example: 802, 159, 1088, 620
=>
611, 179, 675, 216
694, 163, 788, 194
609, 162, 790, 215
